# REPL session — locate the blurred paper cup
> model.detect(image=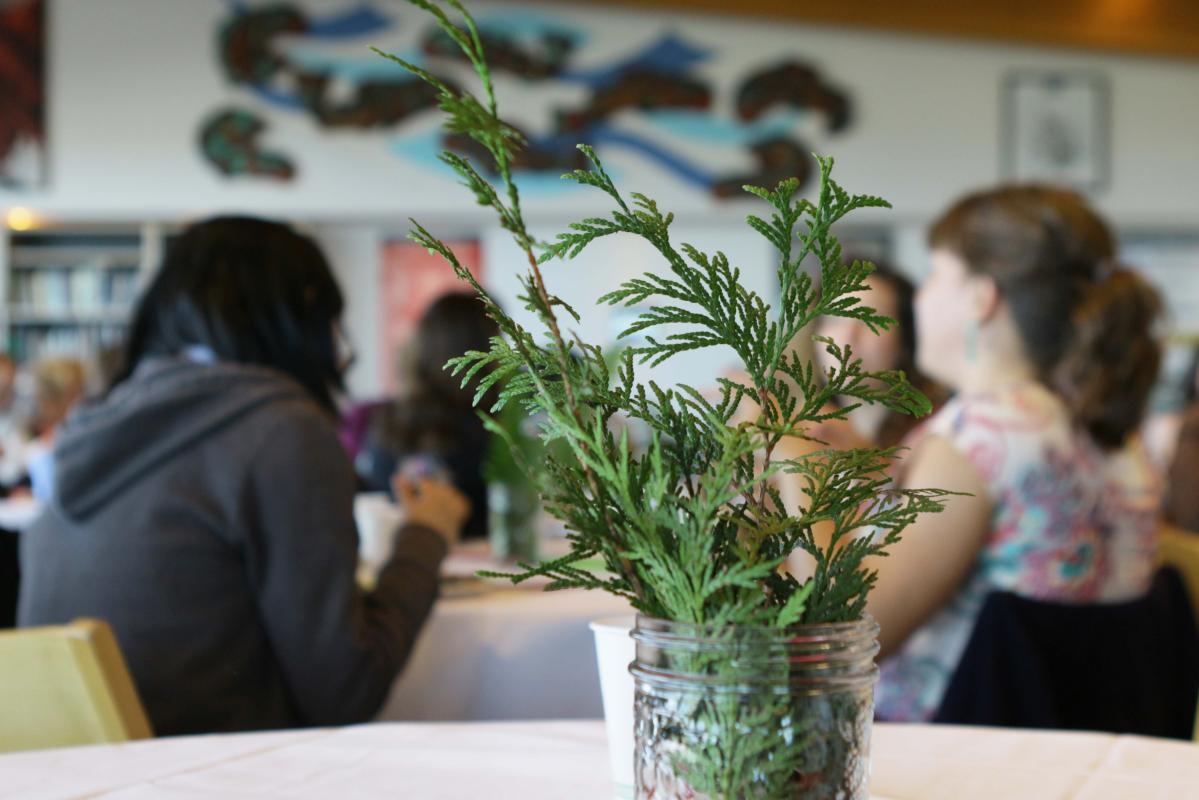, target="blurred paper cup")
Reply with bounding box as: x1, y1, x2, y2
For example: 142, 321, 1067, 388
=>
354, 492, 403, 586
591, 615, 636, 800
